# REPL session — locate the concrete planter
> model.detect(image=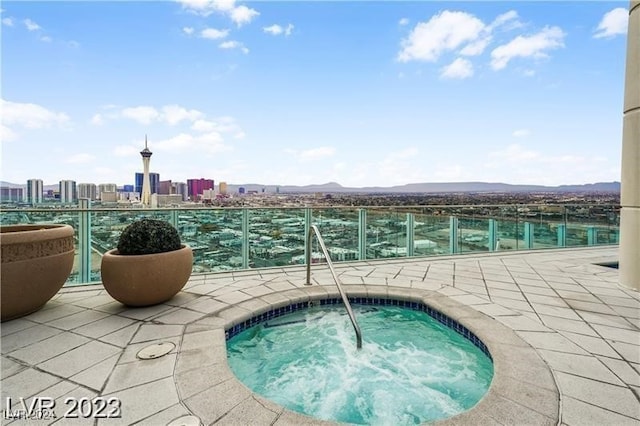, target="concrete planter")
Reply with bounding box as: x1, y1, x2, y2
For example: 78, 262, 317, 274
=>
1, 224, 75, 322
100, 245, 193, 306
